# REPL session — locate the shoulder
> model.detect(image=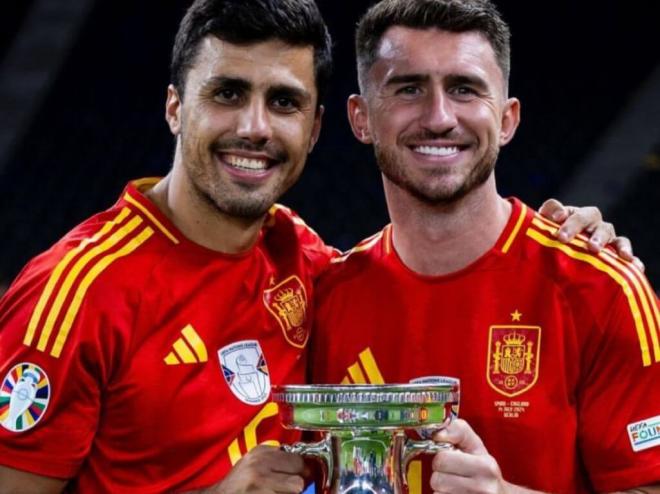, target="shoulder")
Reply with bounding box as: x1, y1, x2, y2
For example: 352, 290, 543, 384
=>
520, 209, 647, 293
0, 199, 174, 358
316, 227, 390, 295
262, 204, 339, 276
